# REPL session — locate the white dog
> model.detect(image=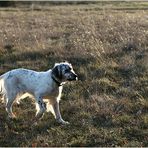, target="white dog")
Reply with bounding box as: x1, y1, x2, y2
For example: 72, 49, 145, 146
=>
0, 62, 77, 124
